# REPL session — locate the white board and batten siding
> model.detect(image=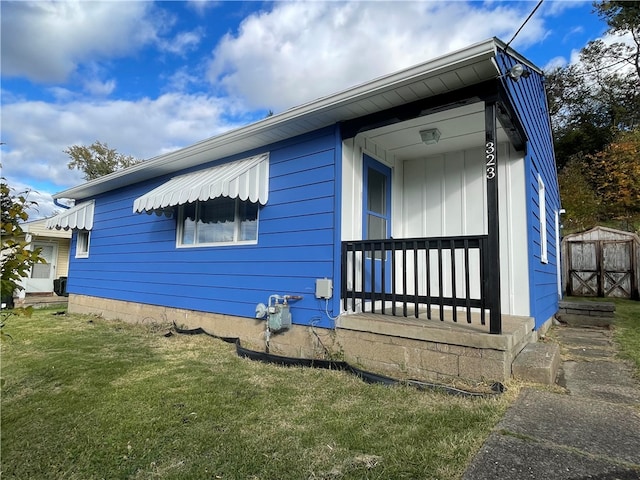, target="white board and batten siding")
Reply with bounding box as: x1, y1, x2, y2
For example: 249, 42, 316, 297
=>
341, 138, 530, 317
